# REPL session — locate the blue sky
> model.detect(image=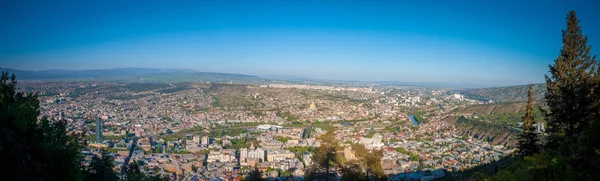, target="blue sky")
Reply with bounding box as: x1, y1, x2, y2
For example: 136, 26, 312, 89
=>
1, 0, 599, 86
